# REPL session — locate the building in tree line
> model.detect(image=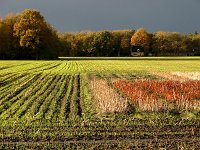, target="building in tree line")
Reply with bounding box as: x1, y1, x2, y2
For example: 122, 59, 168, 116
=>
130, 46, 144, 56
